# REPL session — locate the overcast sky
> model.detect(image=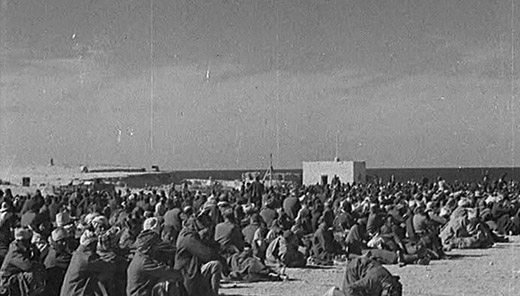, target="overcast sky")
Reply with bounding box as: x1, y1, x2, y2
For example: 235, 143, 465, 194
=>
1, 0, 519, 170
